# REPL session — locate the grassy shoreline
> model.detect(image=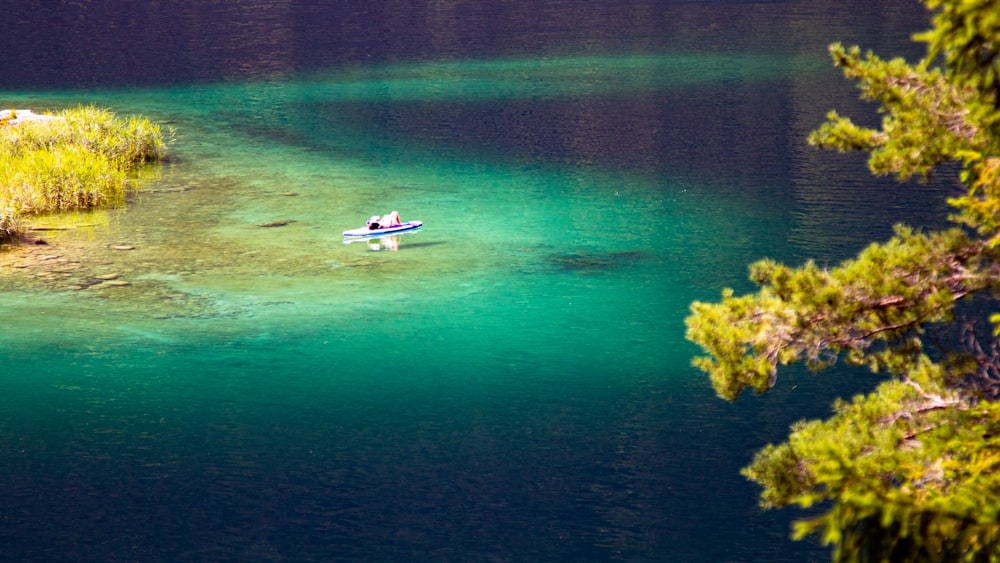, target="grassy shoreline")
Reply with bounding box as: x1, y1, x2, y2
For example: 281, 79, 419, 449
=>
0, 105, 168, 244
